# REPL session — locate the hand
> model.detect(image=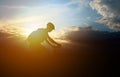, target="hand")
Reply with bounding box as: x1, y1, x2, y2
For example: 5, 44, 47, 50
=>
56, 44, 62, 48
51, 43, 61, 48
